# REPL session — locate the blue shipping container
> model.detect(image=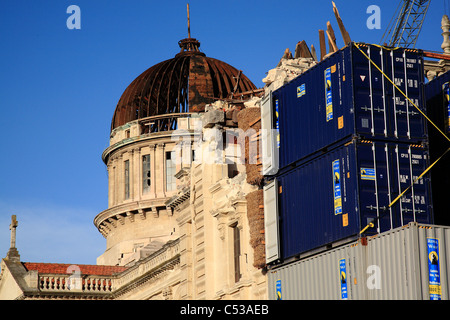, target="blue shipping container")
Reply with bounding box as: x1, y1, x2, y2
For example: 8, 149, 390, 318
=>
271, 139, 433, 262
273, 43, 426, 171
425, 70, 450, 136
424, 71, 450, 226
